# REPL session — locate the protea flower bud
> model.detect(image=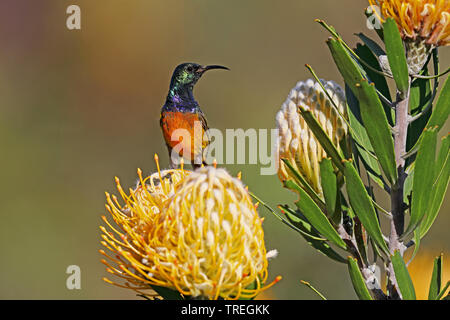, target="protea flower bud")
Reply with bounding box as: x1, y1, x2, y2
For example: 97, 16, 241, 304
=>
276, 79, 347, 196
100, 160, 279, 300
369, 0, 450, 74
405, 38, 434, 75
